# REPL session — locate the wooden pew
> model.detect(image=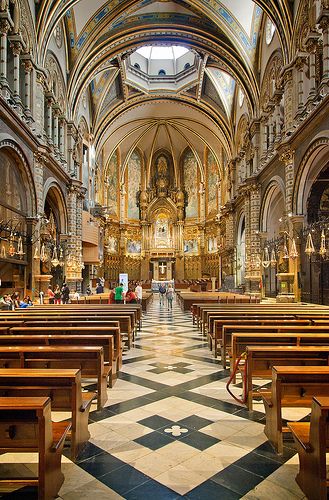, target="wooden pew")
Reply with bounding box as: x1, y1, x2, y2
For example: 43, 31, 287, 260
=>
288, 396, 329, 500
0, 368, 96, 460
0, 334, 114, 372
9, 325, 122, 372
210, 318, 309, 358
20, 321, 121, 372
224, 324, 329, 370
0, 396, 71, 500
0, 345, 109, 410
261, 366, 329, 454
244, 346, 329, 410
